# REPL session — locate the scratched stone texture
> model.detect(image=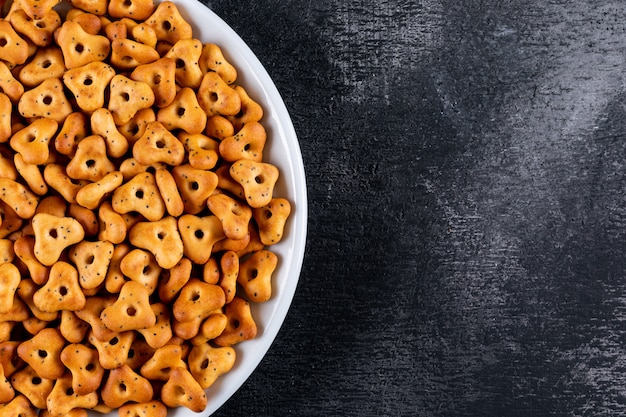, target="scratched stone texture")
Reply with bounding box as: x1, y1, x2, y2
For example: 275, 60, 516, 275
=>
203, 0, 626, 416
